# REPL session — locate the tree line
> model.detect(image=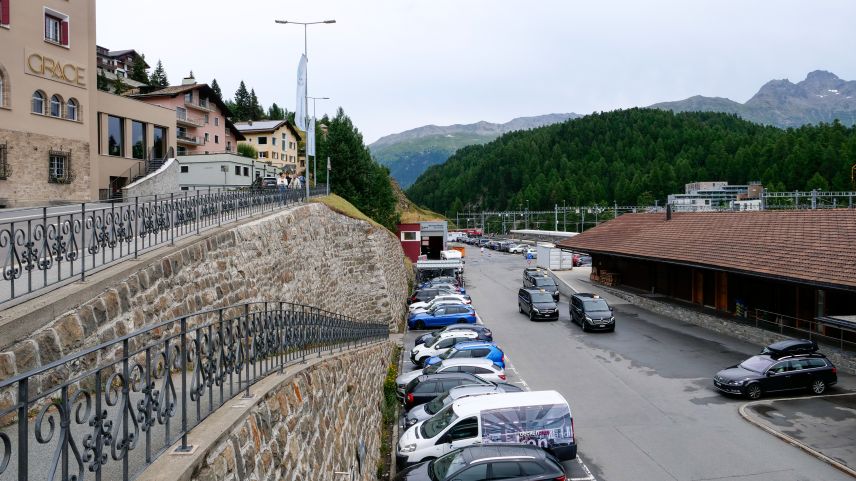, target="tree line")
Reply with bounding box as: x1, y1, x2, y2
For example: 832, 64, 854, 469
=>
406, 109, 856, 215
